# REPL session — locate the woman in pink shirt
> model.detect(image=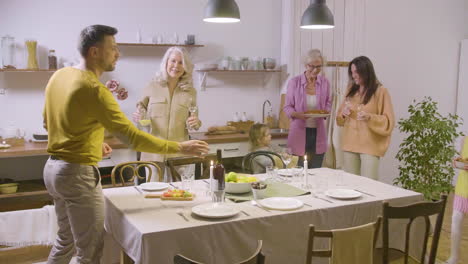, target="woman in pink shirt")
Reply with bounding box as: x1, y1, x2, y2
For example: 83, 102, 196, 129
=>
283, 49, 331, 168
